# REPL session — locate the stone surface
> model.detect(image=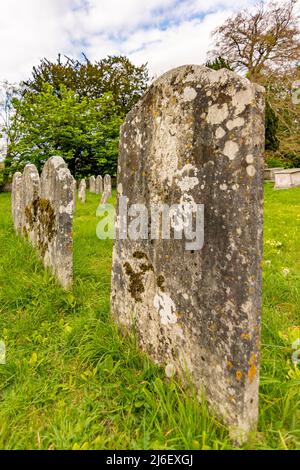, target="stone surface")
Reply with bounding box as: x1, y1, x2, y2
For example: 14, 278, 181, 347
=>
89, 176, 96, 193
111, 65, 265, 442
96, 175, 103, 195
11, 171, 23, 233
274, 168, 300, 189
264, 167, 282, 181
79, 179, 86, 203
11, 156, 74, 289
104, 174, 112, 197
